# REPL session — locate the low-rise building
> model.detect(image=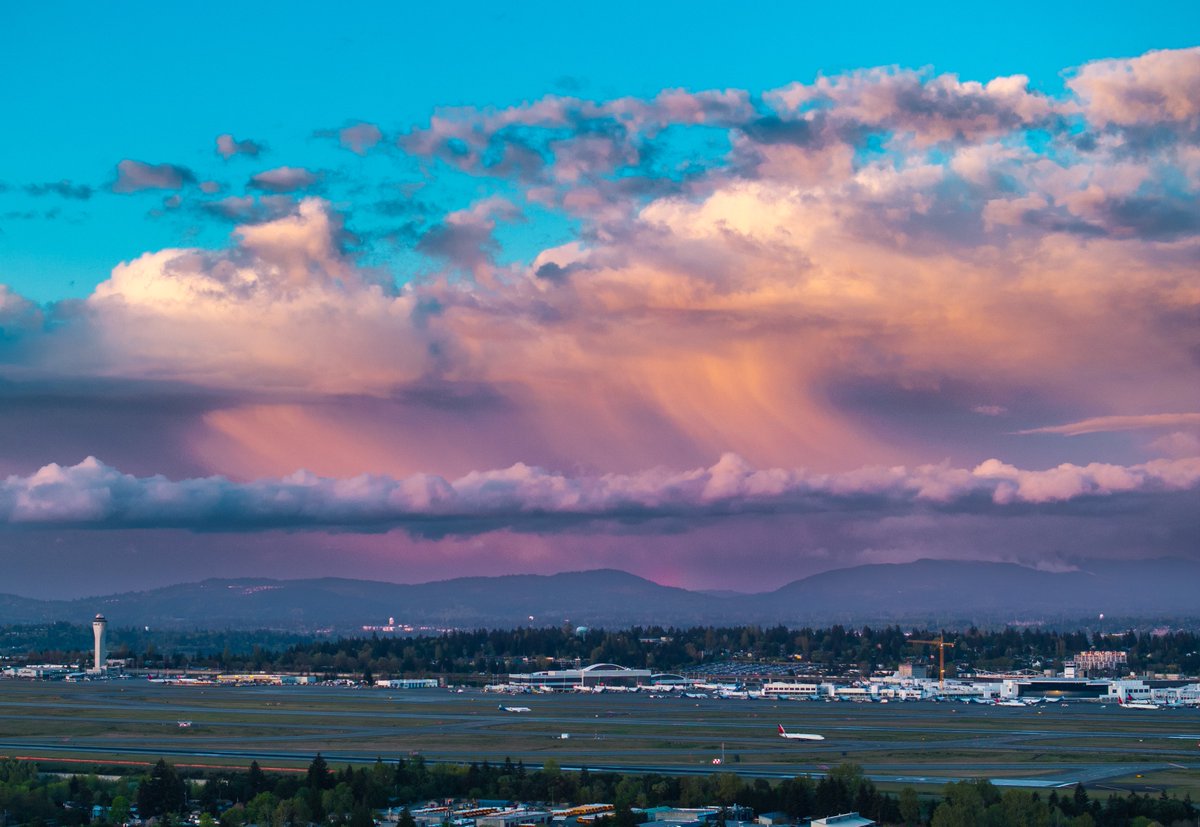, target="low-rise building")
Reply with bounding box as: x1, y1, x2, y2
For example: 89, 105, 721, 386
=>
762, 682, 820, 699
811, 814, 875, 827
476, 809, 551, 827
